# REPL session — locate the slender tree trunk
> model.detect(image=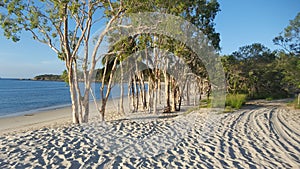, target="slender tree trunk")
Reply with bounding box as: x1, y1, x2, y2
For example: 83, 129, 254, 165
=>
134, 75, 139, 111
100, 98, 107, 121
148, 76, 152, 113
98, 56, 118, 121
140, 73, 147, 110
163, 69, 170, 112
127, 74, 132, 112
158, 71, 161, 104
68, 67, 79, 124
171, 77, 177, 112
131, 77, 136, 112
153, 82, 158, 114
119, 62, 124, 114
